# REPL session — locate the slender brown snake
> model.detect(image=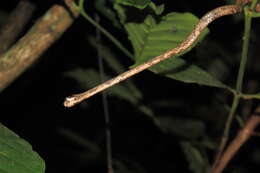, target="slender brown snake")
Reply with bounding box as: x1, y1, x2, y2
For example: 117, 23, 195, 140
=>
64, 5, 242, 107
